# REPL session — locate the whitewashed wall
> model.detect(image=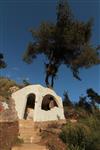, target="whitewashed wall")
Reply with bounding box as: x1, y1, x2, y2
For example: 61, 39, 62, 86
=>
12, 85, 65, 122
